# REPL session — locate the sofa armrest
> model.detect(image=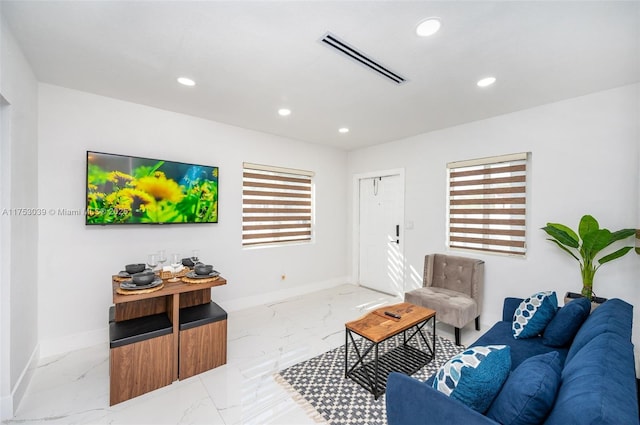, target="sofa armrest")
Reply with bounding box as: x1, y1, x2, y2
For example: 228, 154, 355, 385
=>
502, 297, 524, 322
386, 373, 499, 425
